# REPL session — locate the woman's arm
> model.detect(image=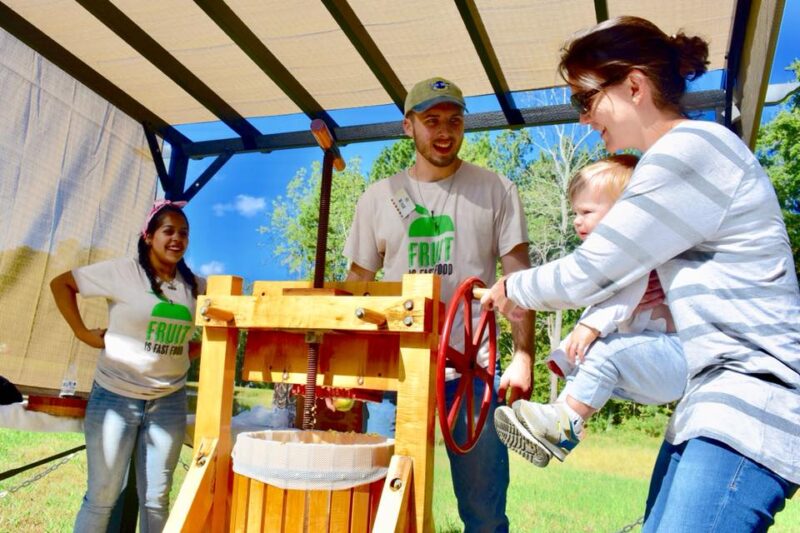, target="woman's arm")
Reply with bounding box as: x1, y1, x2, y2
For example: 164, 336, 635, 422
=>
50, 271, 106, 349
